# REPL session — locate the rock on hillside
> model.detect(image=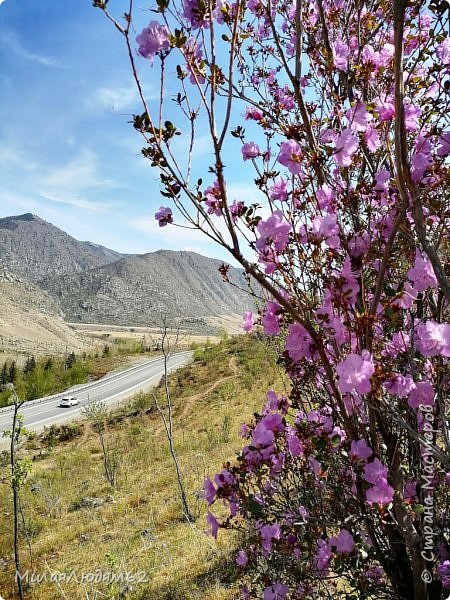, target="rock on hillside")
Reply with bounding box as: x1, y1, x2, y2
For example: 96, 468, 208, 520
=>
40, 250, 254, 327
0, 213, 122, 283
